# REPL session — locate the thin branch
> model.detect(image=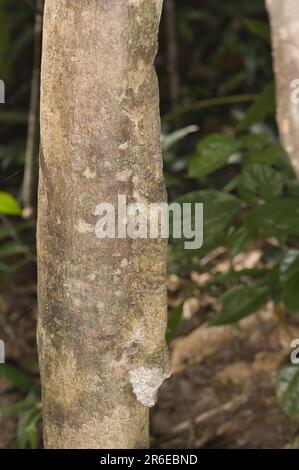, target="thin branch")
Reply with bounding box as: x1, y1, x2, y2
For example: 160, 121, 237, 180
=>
165, 0, 180, 116
163, 94, 258, 122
